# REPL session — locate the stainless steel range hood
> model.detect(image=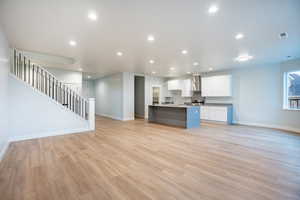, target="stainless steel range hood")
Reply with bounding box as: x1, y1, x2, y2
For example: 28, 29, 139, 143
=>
192, 75, 201, 91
